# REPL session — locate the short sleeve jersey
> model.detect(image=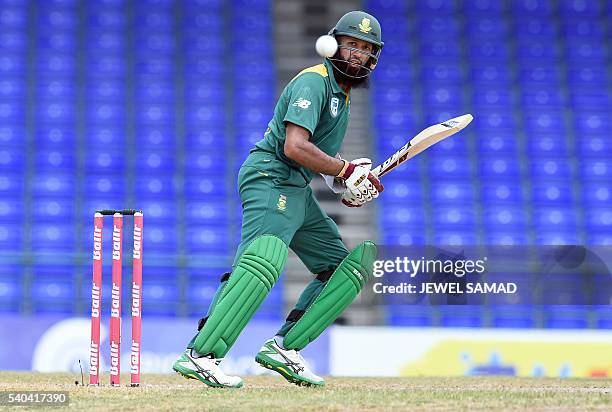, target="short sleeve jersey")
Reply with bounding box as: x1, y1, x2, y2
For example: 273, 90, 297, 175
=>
254, 59, 350, 183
